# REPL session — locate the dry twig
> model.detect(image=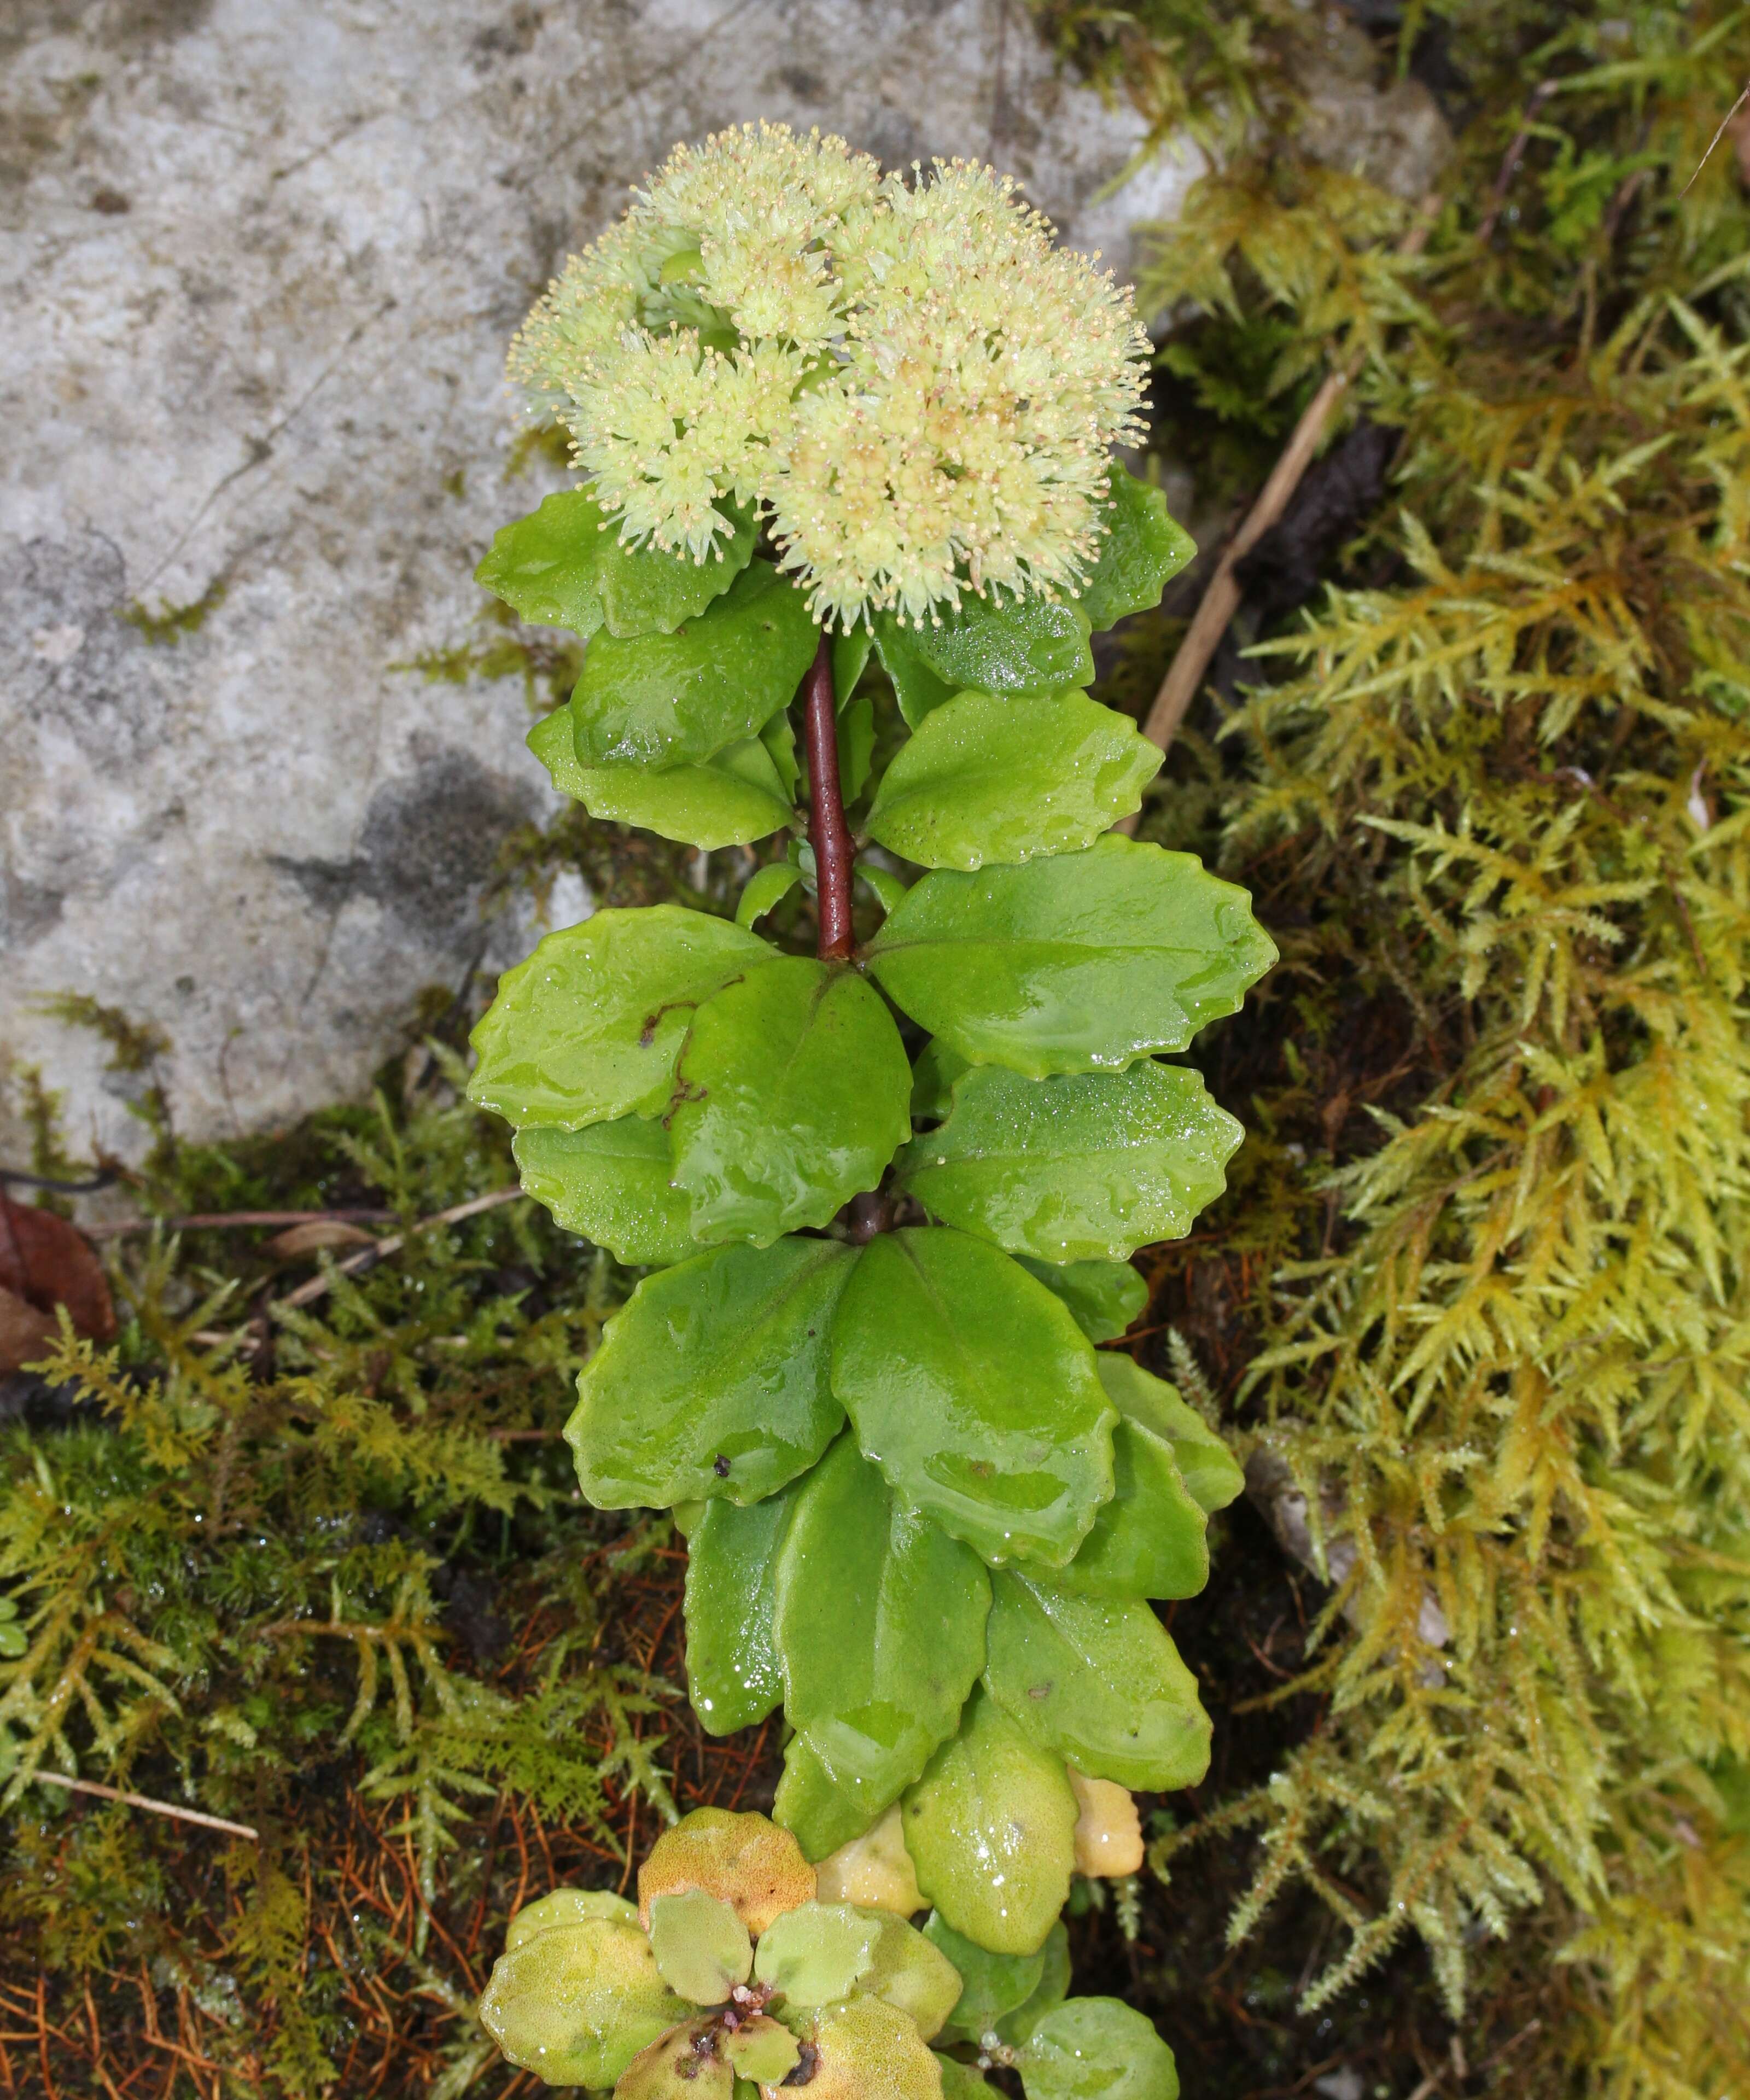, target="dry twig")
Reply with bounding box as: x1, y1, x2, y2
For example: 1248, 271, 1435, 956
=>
85, 1208, 398, 1242
180, 1185, 525, 1346
1683, 77, 1750, 194
26, 1771, 258, 1841
273, 1186, 526, 1315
